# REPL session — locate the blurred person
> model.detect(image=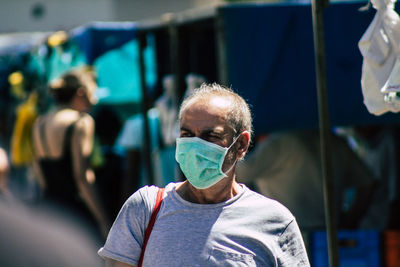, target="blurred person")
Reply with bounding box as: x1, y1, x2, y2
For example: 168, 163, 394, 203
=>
116, 107, 163, 201
0, 199, 102, 267
32, 67, 110, 241
154, 74, 180, 182
99, 83, 310, 266
8, 75, 40, 203
155, 74, 179, 147
184, 72, 206, 100
236, 130, 376, 231
116, 74, 180, 201
0, 146, 12, 200
92, 105, 125, 222
338, 125, 400, 230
